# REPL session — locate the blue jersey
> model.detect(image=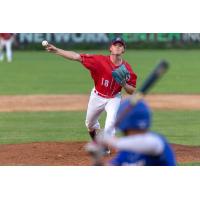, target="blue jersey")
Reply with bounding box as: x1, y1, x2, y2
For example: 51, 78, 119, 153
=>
110, 132, 176, 166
